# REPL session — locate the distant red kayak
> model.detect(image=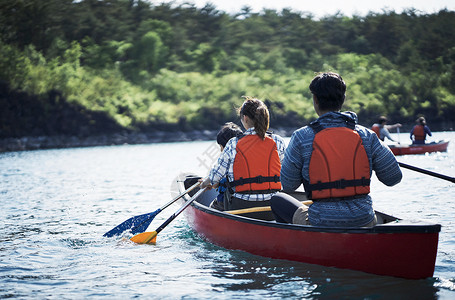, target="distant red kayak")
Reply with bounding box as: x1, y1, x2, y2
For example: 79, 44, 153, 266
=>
175, 174, 441, 280
389, 140, 449, 156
